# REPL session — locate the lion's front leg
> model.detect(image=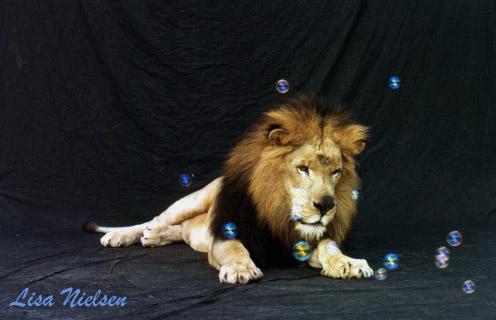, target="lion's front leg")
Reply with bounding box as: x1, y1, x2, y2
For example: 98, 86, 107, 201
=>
209, 239, 263, 284
309, 239, 373, 279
